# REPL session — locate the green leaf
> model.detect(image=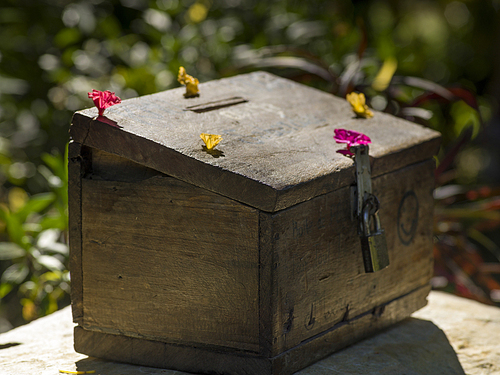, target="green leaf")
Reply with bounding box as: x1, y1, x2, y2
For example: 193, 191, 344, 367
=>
0, 283, 13, 298
41, 152, 65, 181
0, 242, 26, 260
39, 214, 67, 231
40, 271, 62, 282
1, 263, 29, 284
98, 15, 121, 39
5, 215, 25, 247
23, 223, 42, 233
63, 143, 68, 186
451, 101, 481, 139
53, 27, 81, 48
36, 255, 65, 271
15, 192, 56, 223
37, 229, 68, 255
38, 165, 60, 188
0, 205, 8, 222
